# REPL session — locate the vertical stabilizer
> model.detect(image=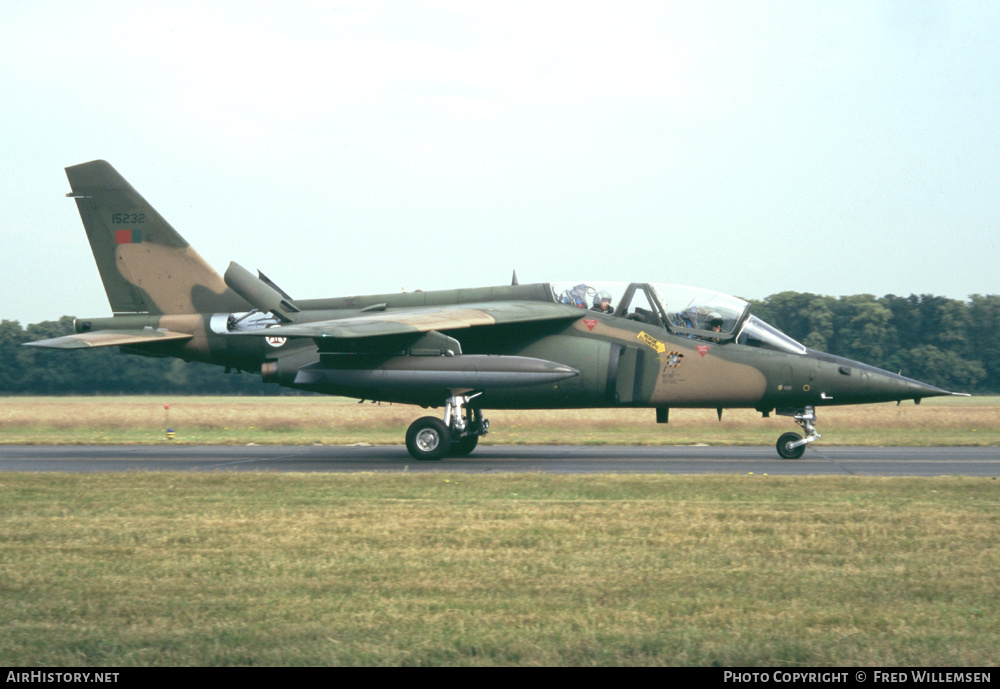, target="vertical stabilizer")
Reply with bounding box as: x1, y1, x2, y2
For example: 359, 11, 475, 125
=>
65, 160, 243, 315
